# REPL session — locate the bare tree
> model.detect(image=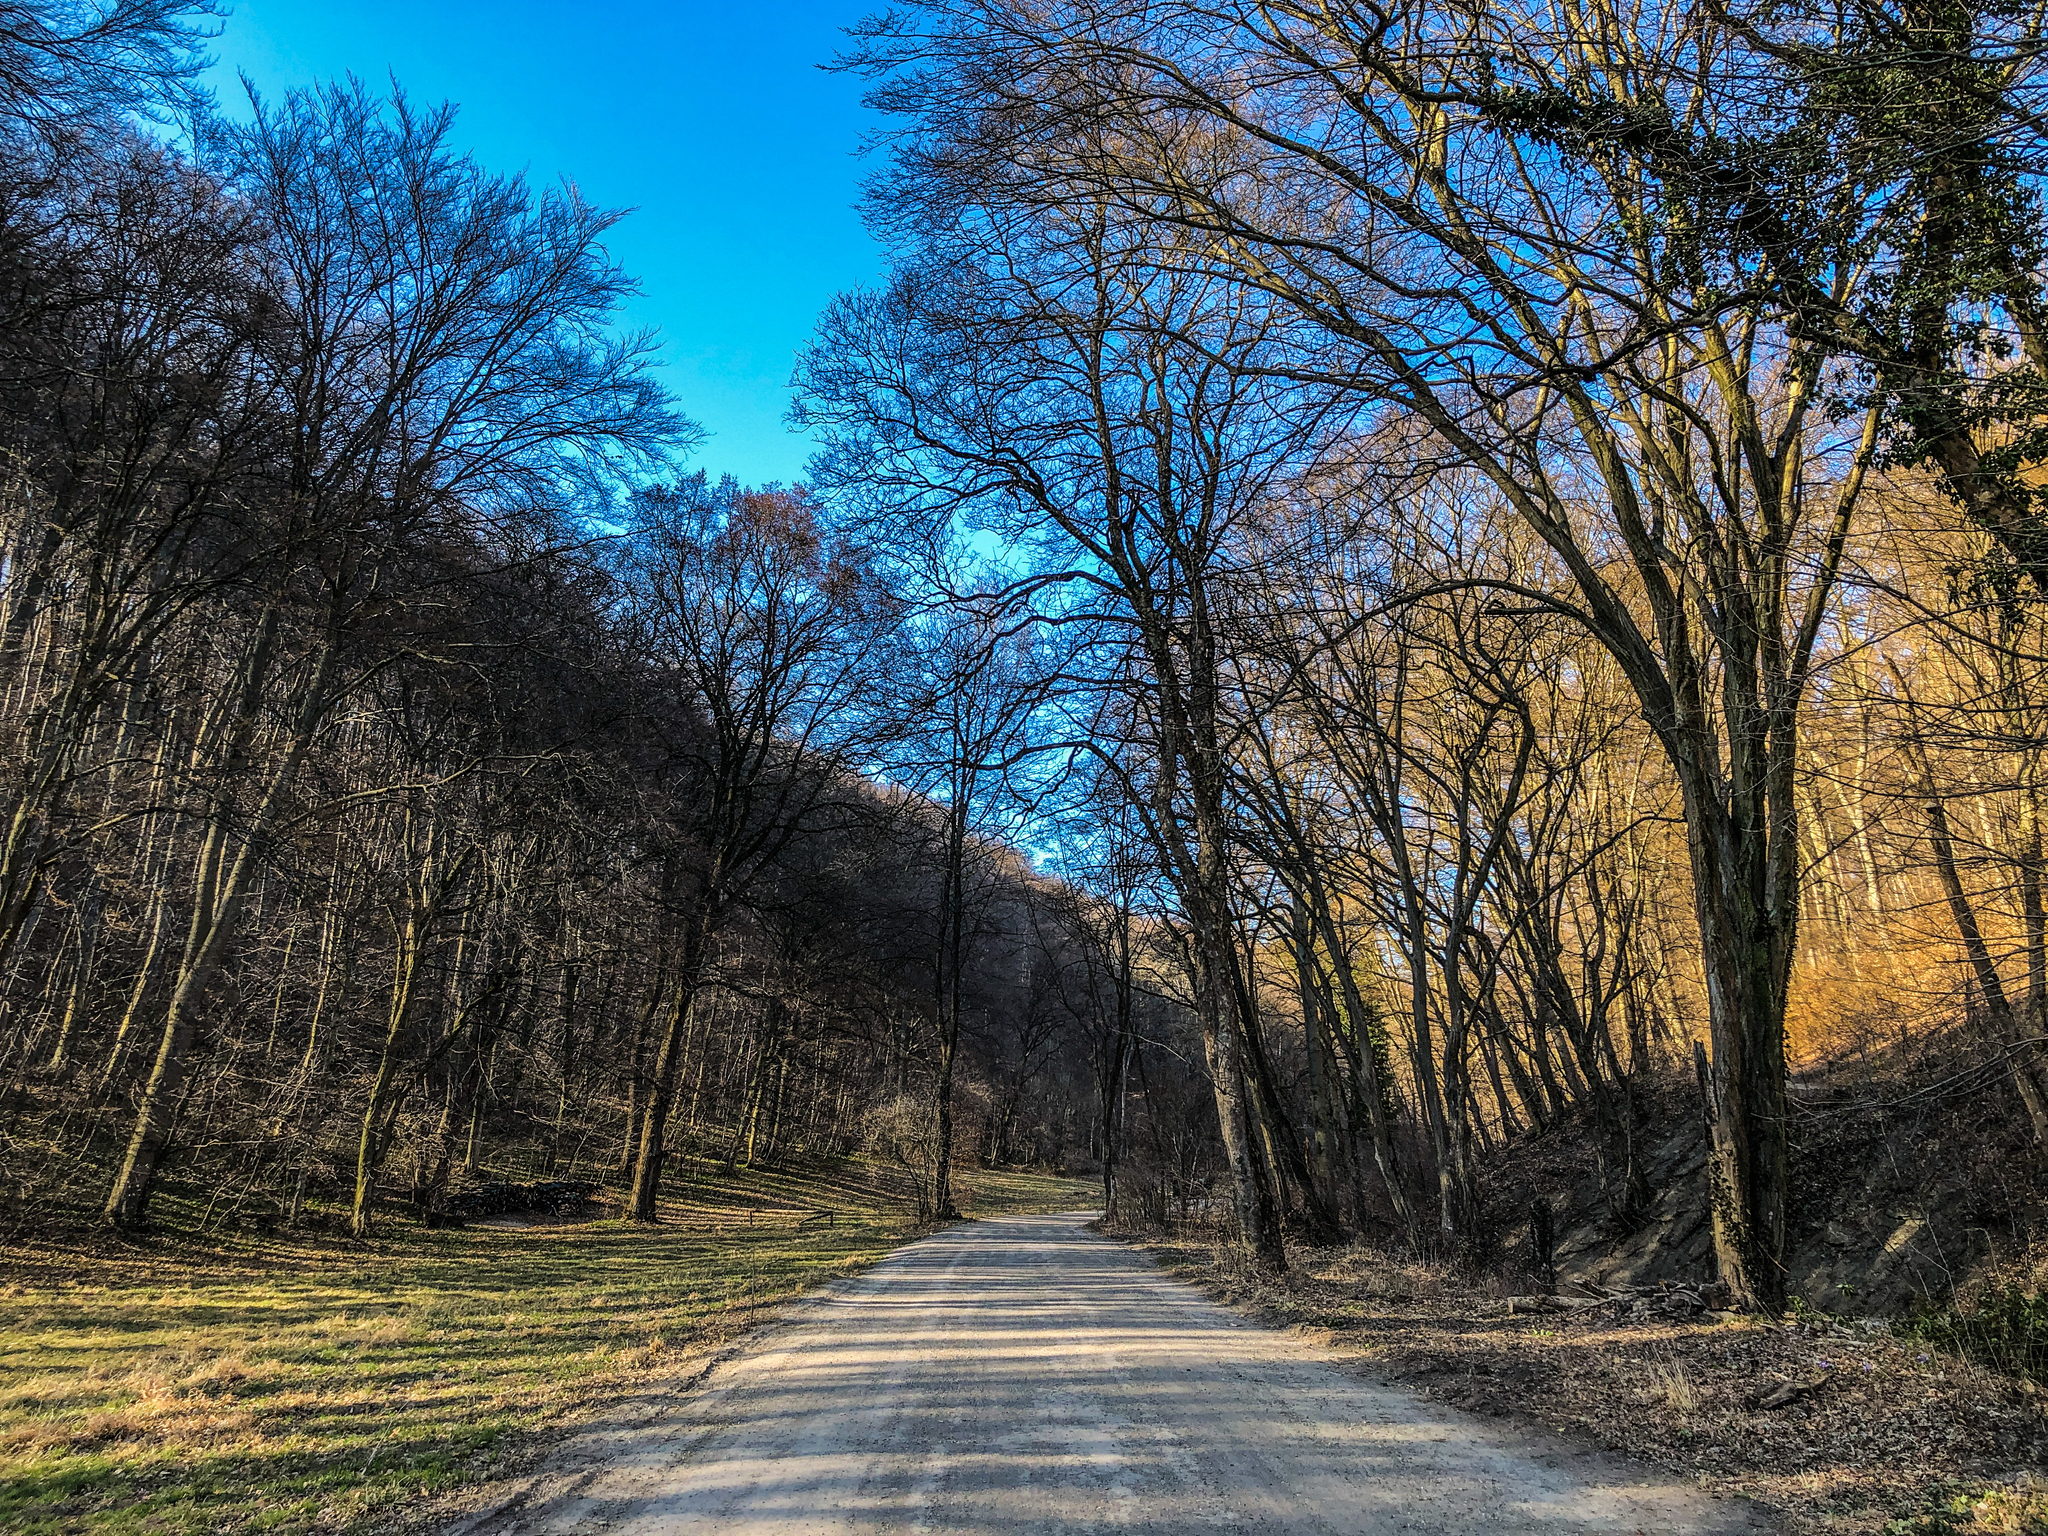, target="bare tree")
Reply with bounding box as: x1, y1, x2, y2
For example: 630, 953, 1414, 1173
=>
892, 600, 1054, 1216
800, 216, 1345, 1265
616, 479, 892, 1222
100, 79, 677, 1226
851, 0, 1890, 1307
